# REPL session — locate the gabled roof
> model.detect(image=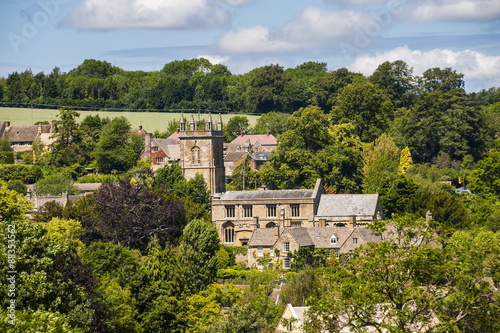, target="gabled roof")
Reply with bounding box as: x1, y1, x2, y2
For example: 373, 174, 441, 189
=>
306, 227, 354, 249
218, 188, 314, 200
3, 125, 51, 142
251, 151, 272, 161
230, 133, 278, 146
316, 194, 380, 217
224, 151, 247, 162
153, 138, 181, 160
247, 228, 277, 246
287, 228, 314, 246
